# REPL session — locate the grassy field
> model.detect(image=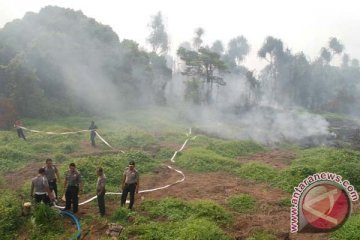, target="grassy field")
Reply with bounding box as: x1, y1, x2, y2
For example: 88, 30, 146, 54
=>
1, 108, 359, 239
